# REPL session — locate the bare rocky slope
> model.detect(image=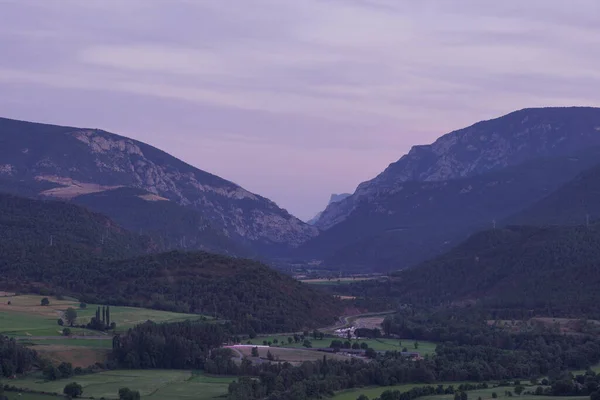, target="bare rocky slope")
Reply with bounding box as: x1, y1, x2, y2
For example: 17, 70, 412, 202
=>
0, 117, 317, 255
